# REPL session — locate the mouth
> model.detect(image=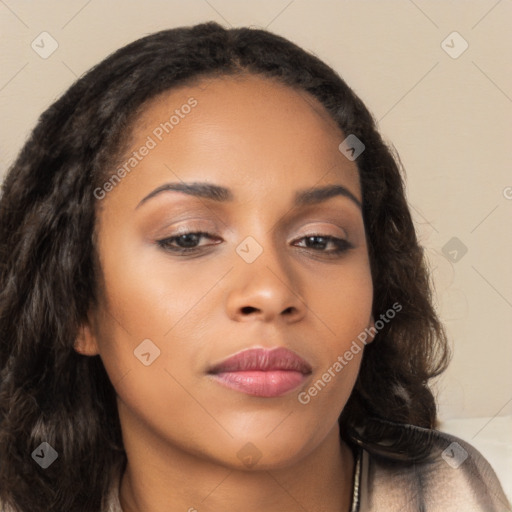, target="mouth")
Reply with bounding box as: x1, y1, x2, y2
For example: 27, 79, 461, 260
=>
207, 347, 312, 398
